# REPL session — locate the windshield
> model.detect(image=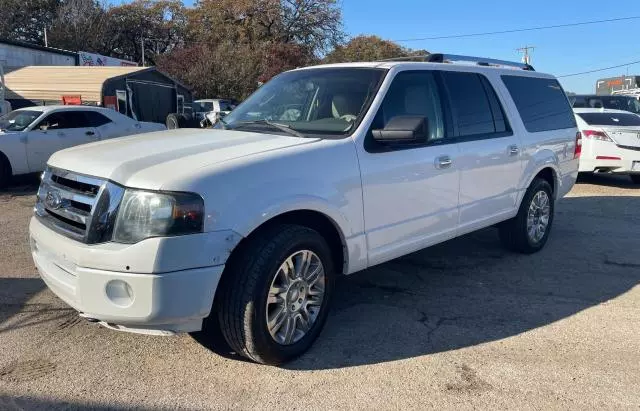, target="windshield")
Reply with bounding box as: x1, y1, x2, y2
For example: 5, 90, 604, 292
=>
0, 110, 41, 132
194, 101, 214, 113
221, 68, 386, 136
578, 112, 640, 126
